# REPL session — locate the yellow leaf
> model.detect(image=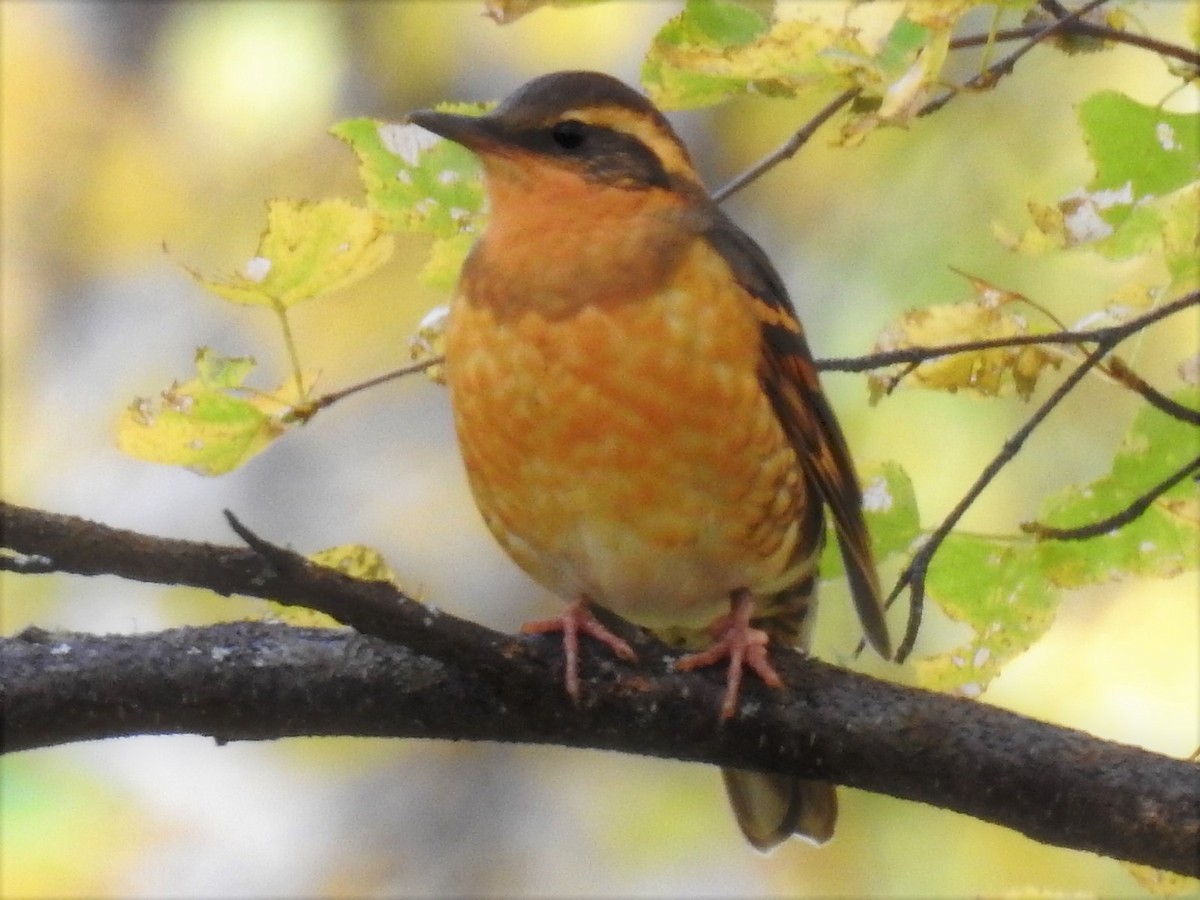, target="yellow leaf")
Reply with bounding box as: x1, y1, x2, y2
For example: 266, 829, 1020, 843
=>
310, 544, 398, 583
408, 304, 449, 386
869, 274, 1060, 401
189, 199, 393, 310
1121, 864, 1199, 898
117, 348, 309, 475
265, 544, 399, 628
873, 28, 950, 126
419, 232, 475, 291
